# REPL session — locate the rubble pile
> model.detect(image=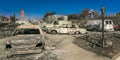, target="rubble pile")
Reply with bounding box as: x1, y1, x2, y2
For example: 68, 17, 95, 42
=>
0, 23, 19, 39
0, 31, 13, 39
74, 32, 120, 58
